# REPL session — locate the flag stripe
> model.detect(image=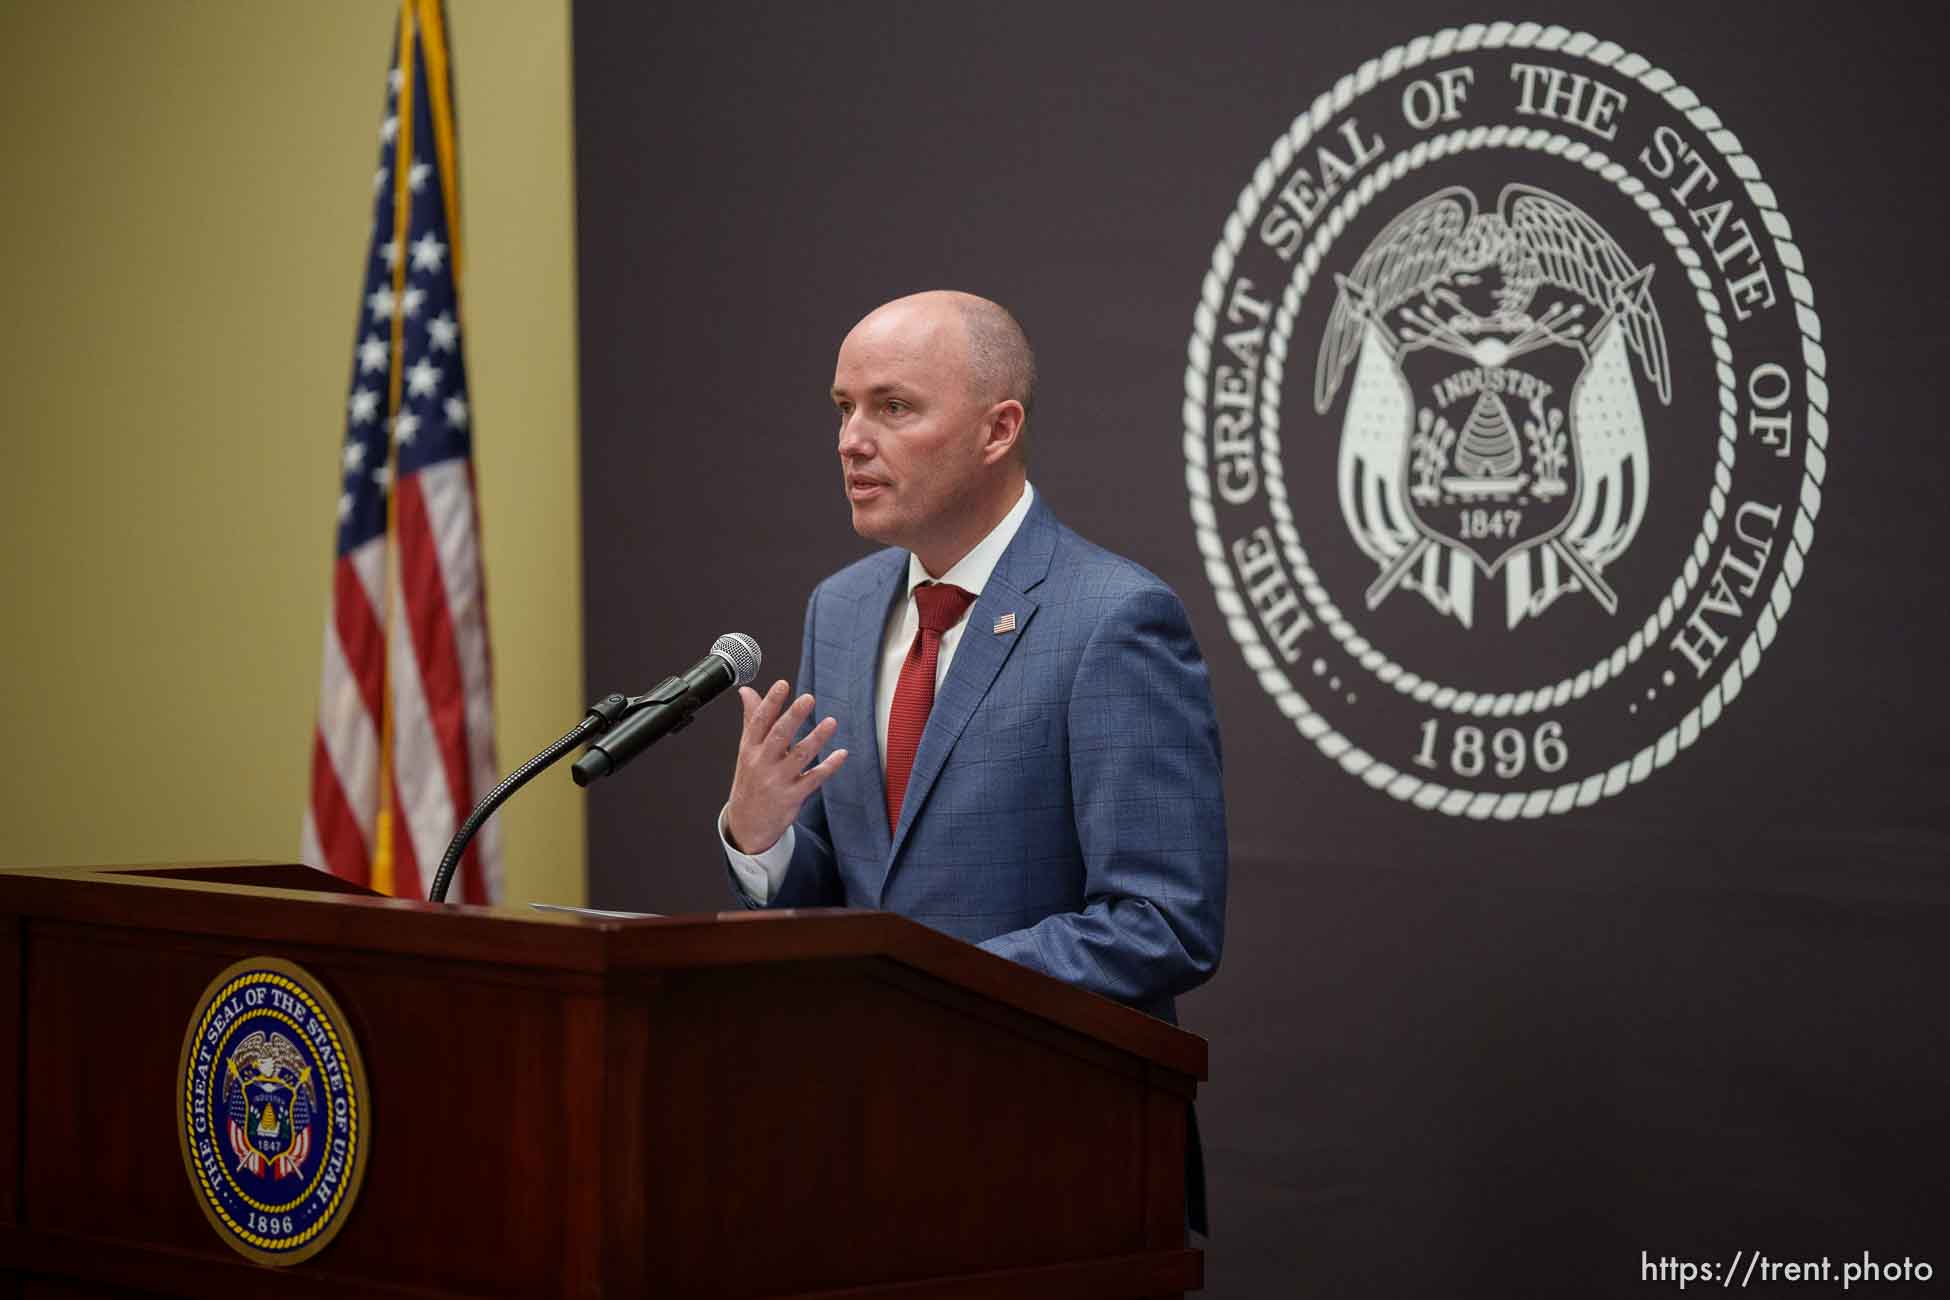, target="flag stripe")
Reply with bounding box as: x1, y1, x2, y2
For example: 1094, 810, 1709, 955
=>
388, 567, 459, 894
395, 470, 489, 902
308, 728, 371, 882
347, 539, 387, 629
316, 612, 382, 835
421, 460, 498, 901
332, 552, 387, 724
396, 473, 476, 819
300, 808, 326, 880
